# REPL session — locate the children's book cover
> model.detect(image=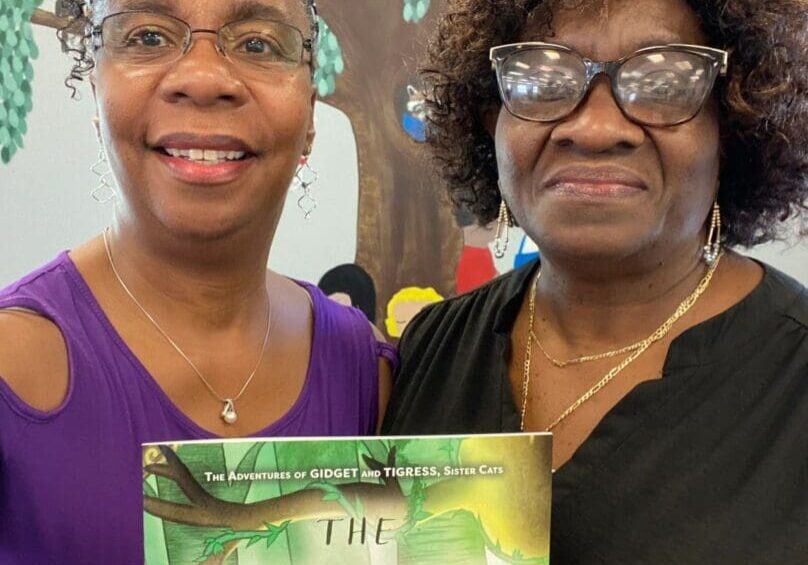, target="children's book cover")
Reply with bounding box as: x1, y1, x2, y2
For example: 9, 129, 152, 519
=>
143, 433, 552, 565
